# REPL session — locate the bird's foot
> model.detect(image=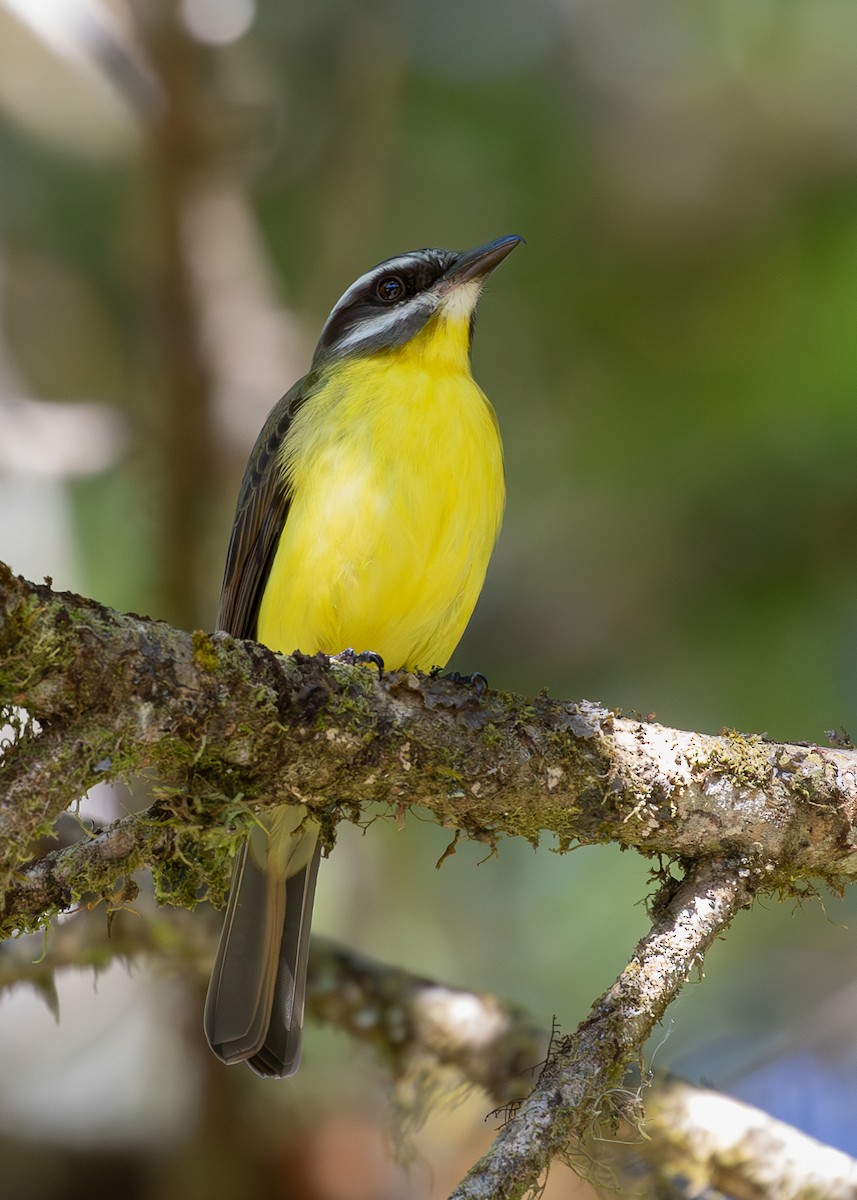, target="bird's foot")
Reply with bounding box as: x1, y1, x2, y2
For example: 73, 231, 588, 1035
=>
331, 648, 385, 673
432, 669, 489, 694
